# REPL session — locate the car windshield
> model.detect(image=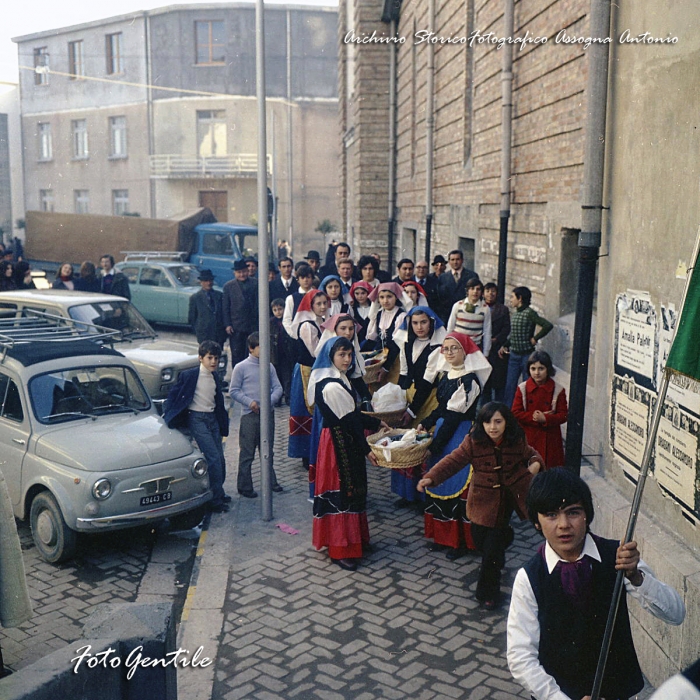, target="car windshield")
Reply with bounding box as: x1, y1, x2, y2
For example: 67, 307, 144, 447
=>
30, 365, 150, 423
67, 300, 155, 339
169, 265, 200, 287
